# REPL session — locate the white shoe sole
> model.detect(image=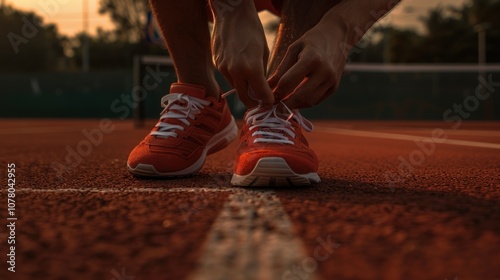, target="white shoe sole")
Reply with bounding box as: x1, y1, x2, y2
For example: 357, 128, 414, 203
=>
127, 116, 238, 177
231, 157, 320, 187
